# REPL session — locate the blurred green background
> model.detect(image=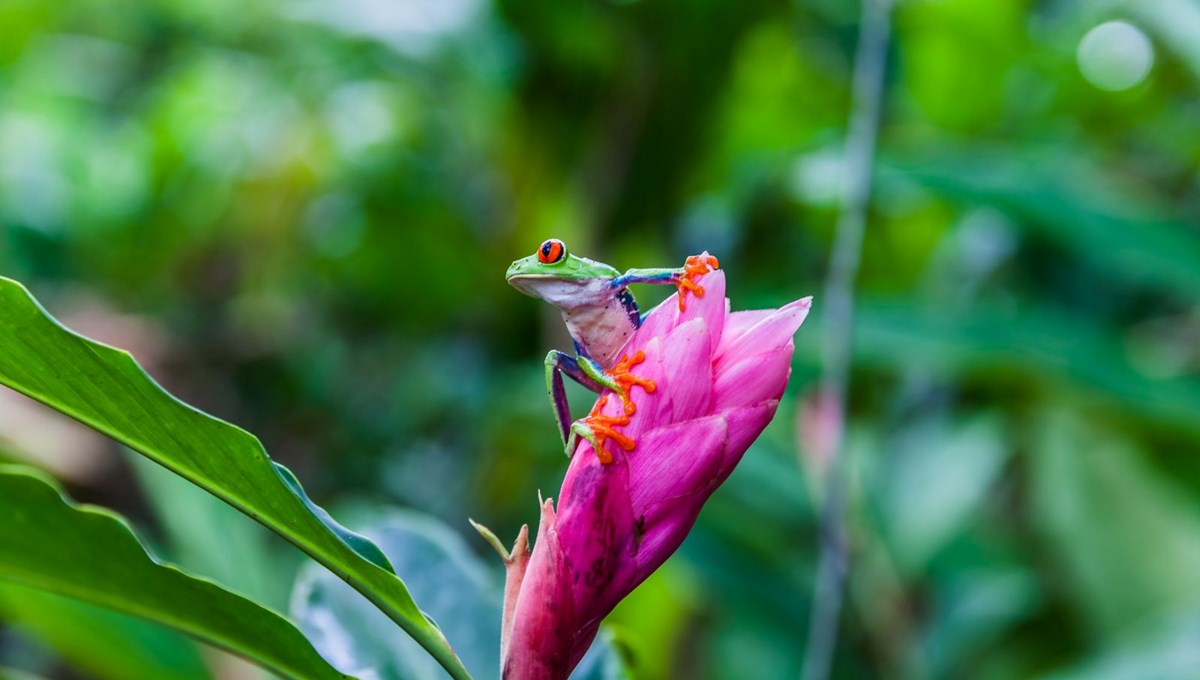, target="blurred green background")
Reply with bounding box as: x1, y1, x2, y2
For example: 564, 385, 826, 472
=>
2, 0, 1200, 678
